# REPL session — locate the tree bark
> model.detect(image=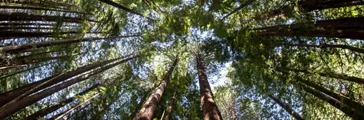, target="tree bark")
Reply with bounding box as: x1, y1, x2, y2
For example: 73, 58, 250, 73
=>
98, 0, 153, 20
0, 0, 77, 10
129, 90, 151, 119
299, 82, 363, 119
134, 57, 178, 120
22, 83, 99, 120
267, 94, 304, 120
164, 92, 176, 120
0, 12, 96, 23
258, 17, 364, 40
196, 54, 223, 120
222, 0, 255, 20
297, 78, 364, 117
278, 43, 364, 54
0, 55, 138, 119
0, 5, 87, 14
291, 69, 364, 84
0, 35, 139, 53
0, 55, 134, 108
